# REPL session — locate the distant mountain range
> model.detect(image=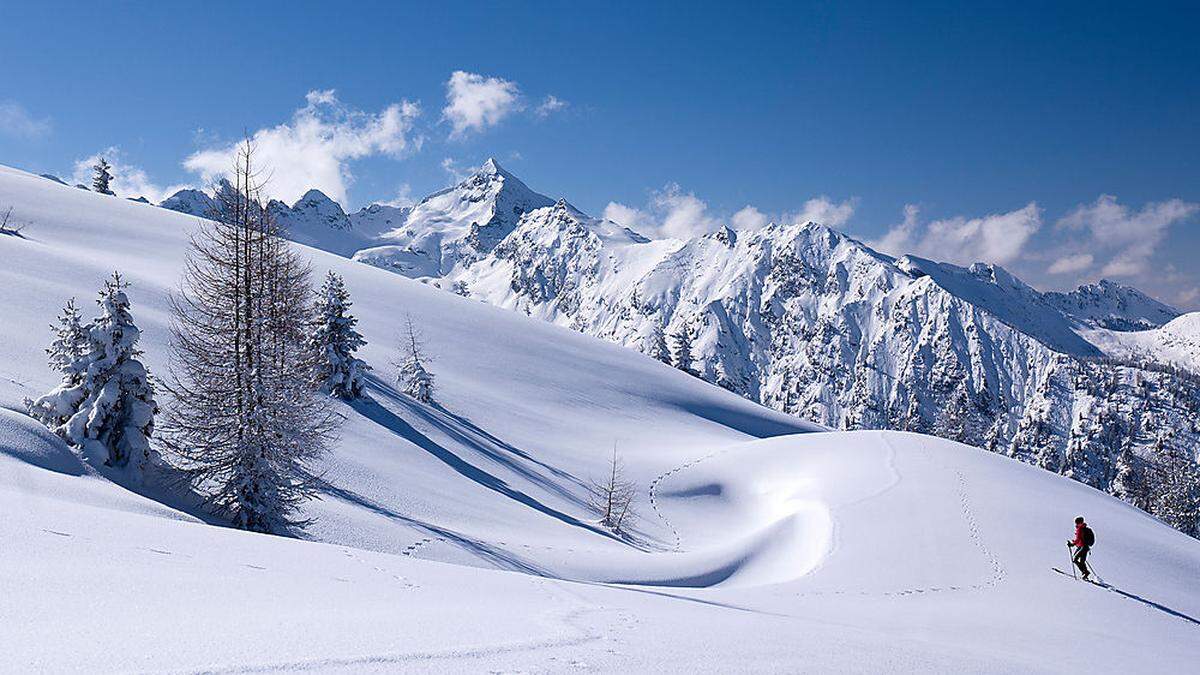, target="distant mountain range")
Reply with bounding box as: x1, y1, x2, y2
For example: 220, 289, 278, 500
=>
154, 161, 1200, 502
